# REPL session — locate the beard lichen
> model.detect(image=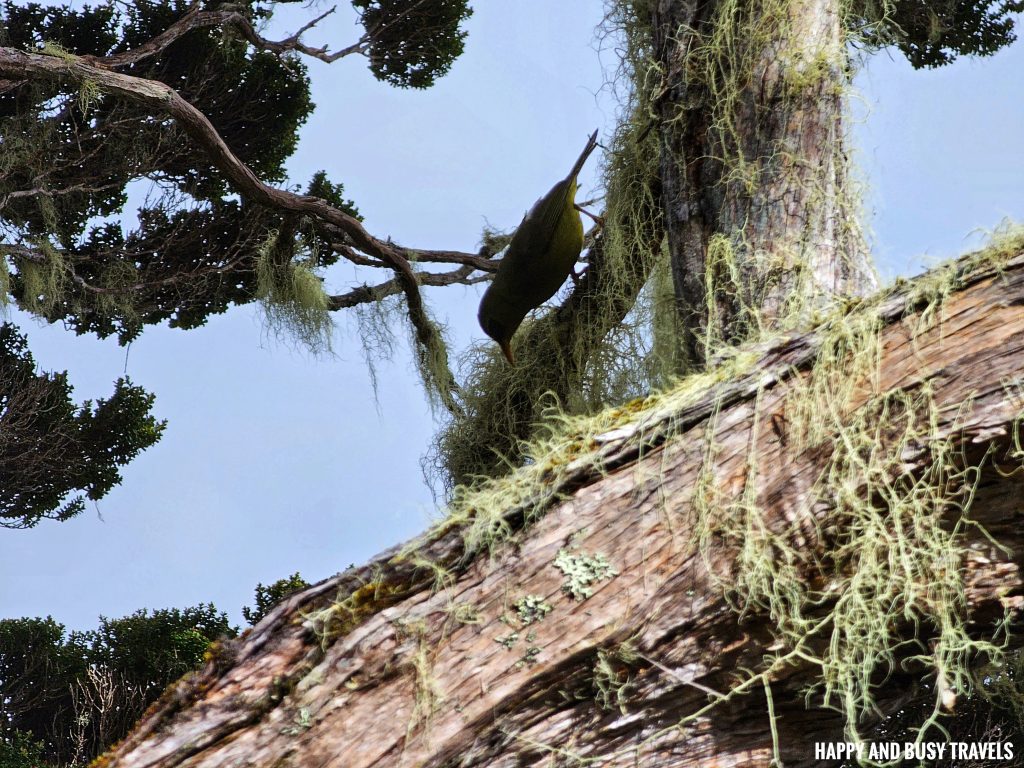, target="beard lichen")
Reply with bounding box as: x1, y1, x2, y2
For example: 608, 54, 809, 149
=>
683, 229, 1023, 756
302, 231, 1020, 765
255, 228, 334, 354
428, 0, 668, 492
16, 239, 70, 316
